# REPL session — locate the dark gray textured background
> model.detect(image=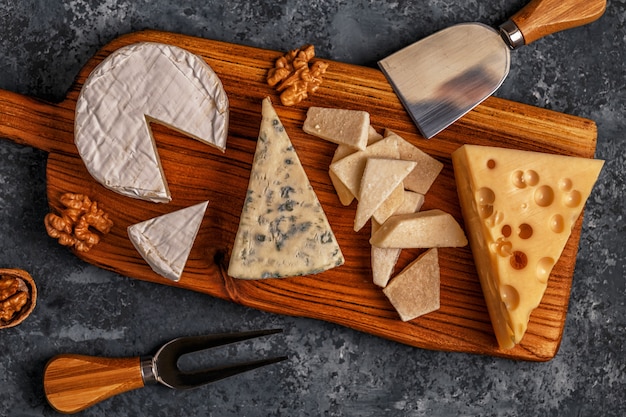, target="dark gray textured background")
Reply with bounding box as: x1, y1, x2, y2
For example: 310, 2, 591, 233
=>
1, 1, 624, 416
